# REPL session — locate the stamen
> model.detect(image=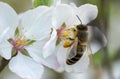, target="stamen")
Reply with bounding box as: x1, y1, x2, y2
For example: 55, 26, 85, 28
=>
16, 35, 26, 45
20, 35, 26, 40
16, 40, 24, 45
